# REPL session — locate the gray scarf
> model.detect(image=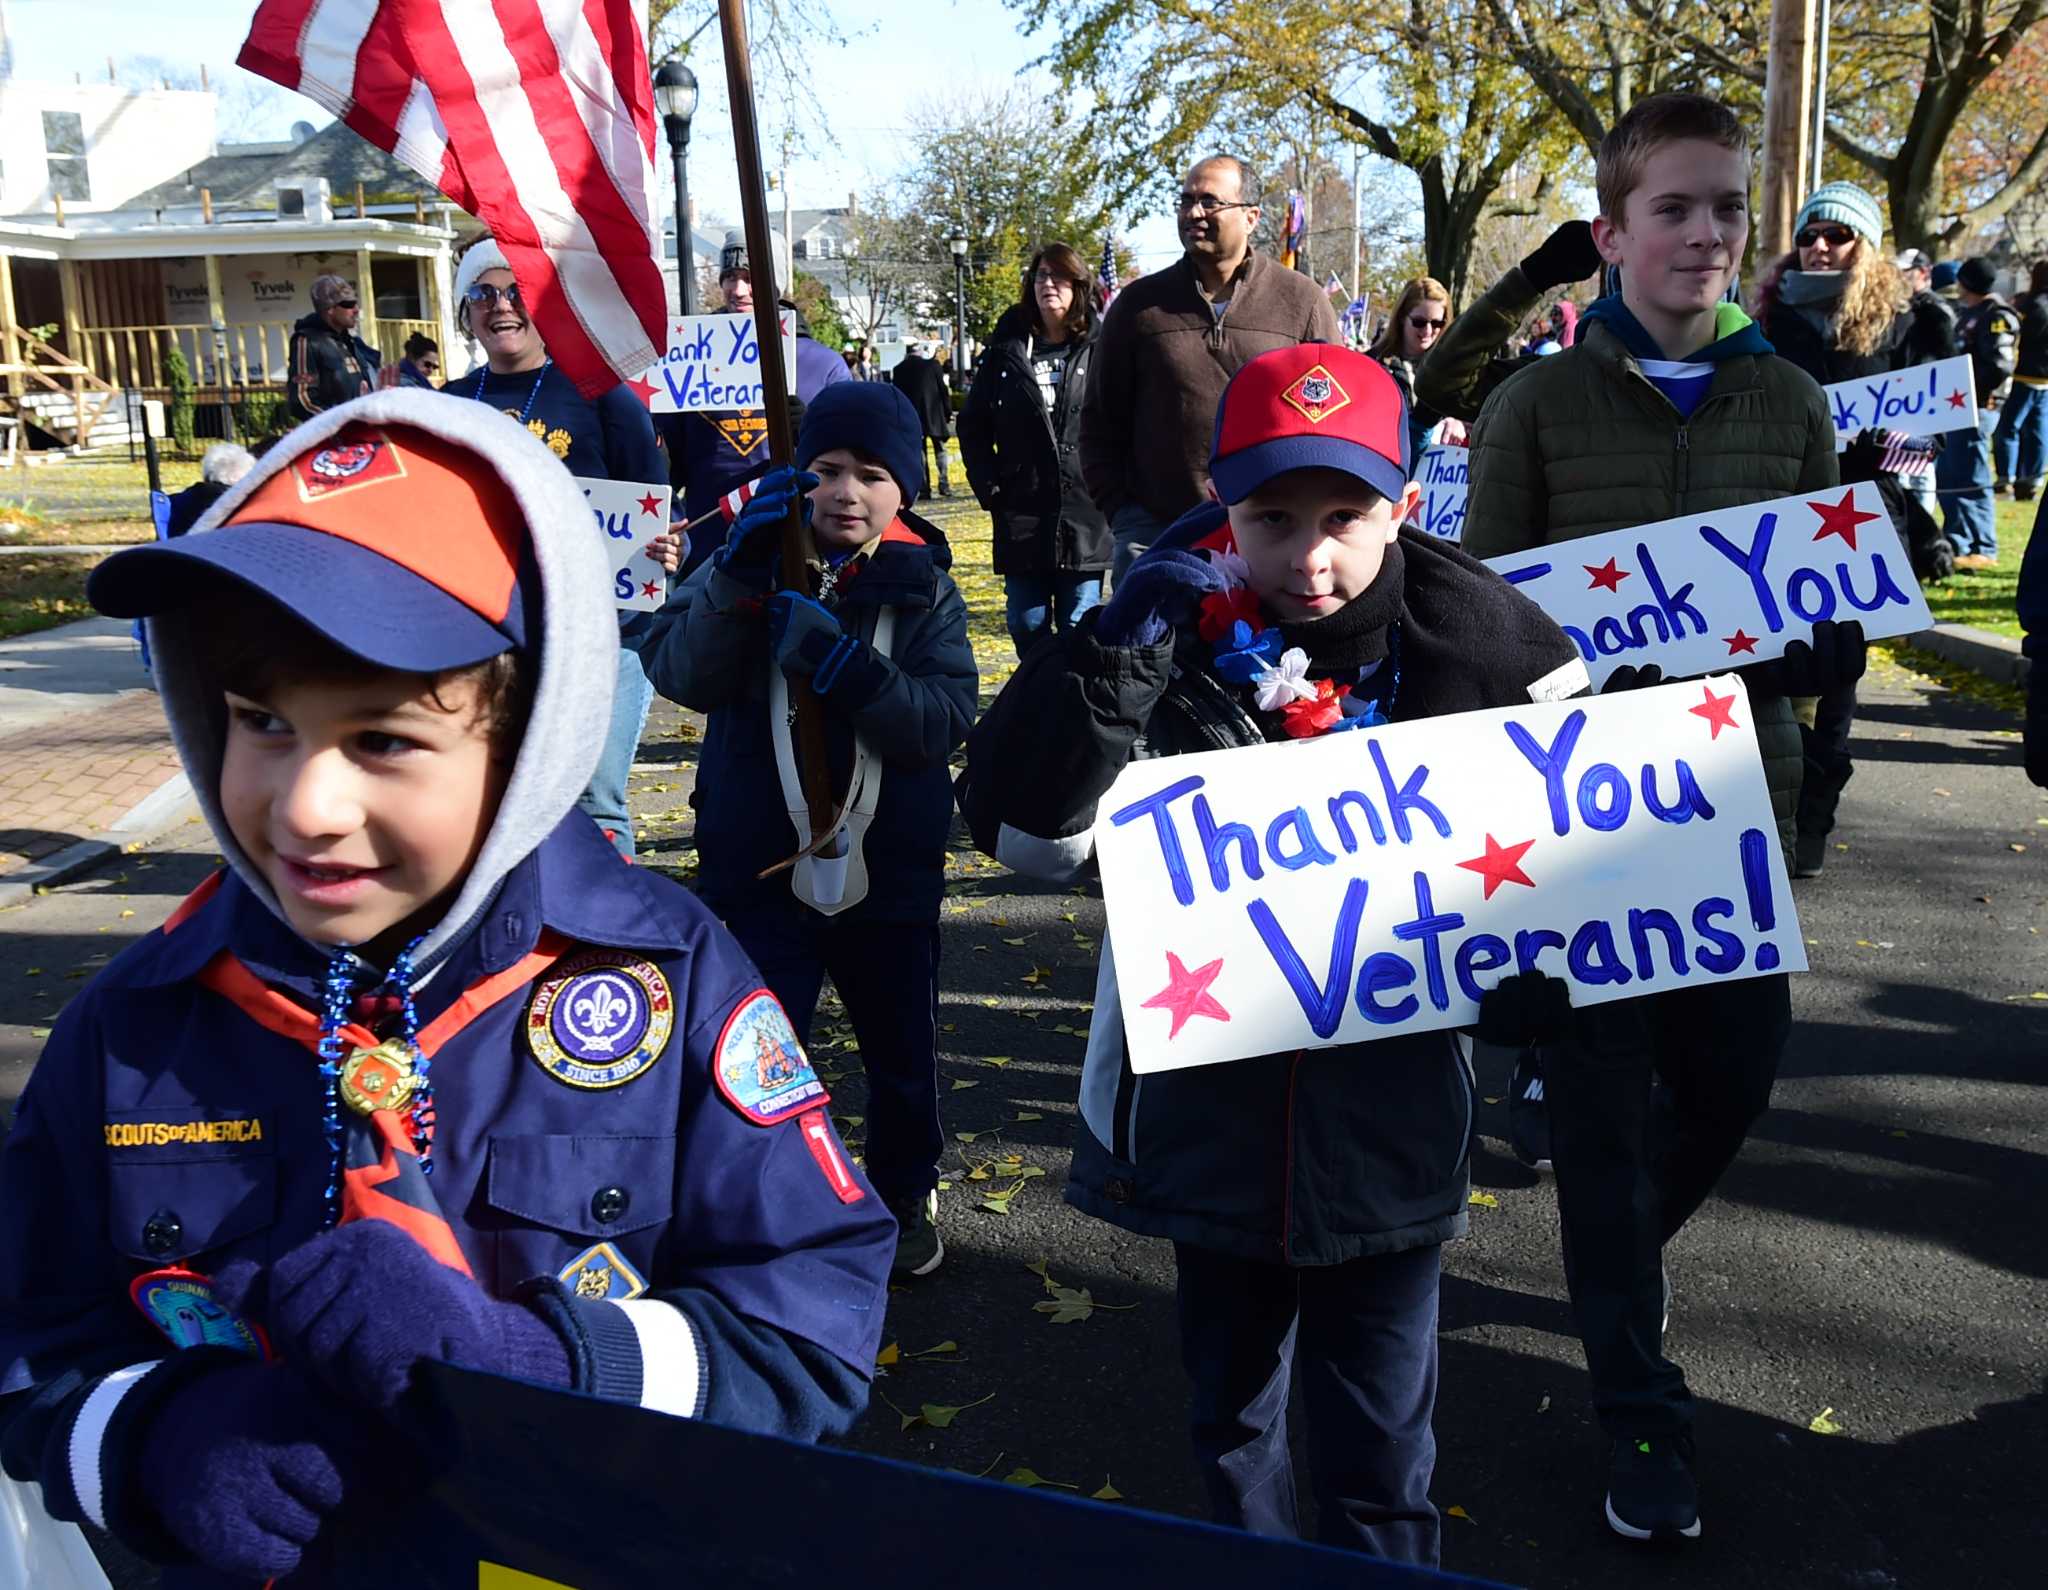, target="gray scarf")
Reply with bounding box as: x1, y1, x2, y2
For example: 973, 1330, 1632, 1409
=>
1780, 269, 1847, 338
